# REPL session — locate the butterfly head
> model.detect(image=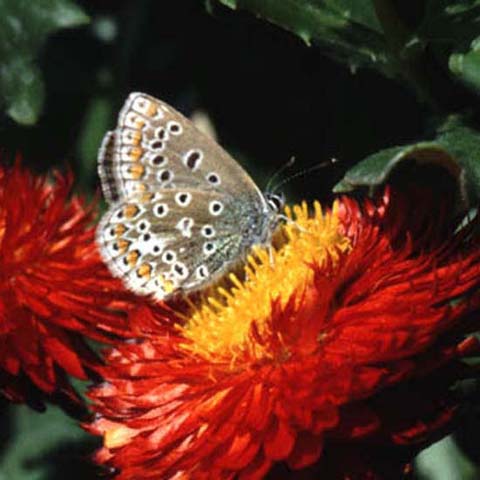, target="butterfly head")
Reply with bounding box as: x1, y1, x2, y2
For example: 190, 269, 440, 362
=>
265, 191, 285, 214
